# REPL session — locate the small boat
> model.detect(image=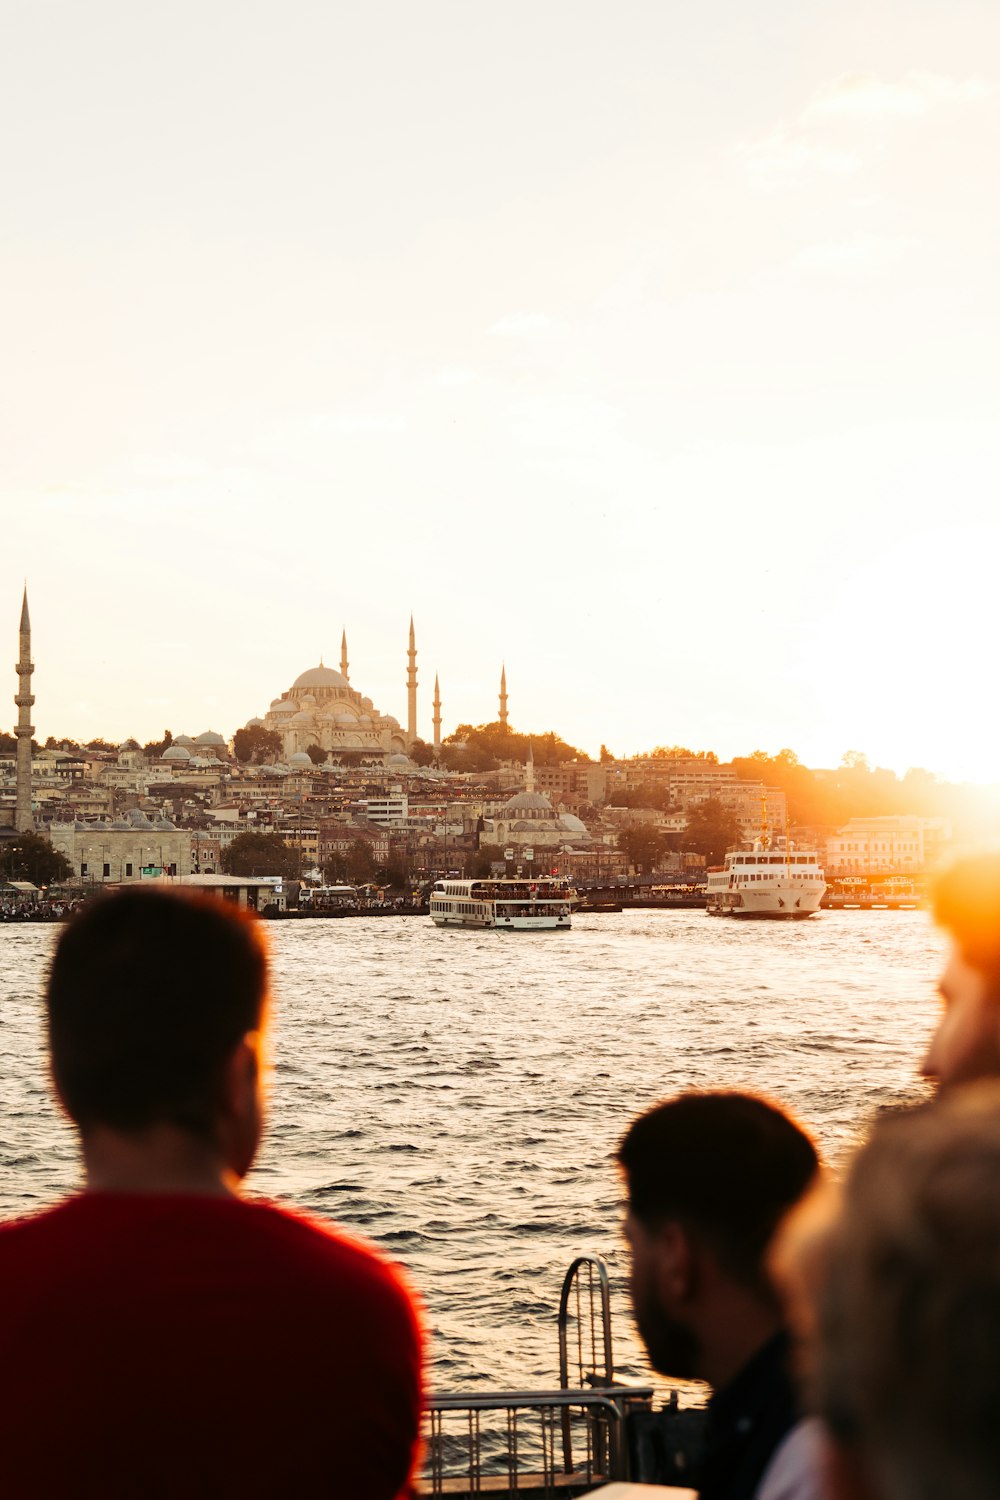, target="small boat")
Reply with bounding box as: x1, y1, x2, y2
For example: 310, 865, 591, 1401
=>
705, 797, 826, 919
429, 877, 576, 930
